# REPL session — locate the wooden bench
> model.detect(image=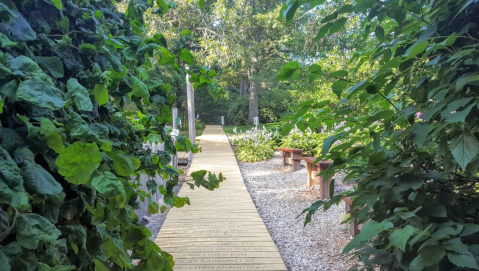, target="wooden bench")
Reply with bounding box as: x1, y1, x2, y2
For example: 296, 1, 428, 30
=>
302, 157, 332, 199
279, 148, 304, 172
342, 197, 361, 237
